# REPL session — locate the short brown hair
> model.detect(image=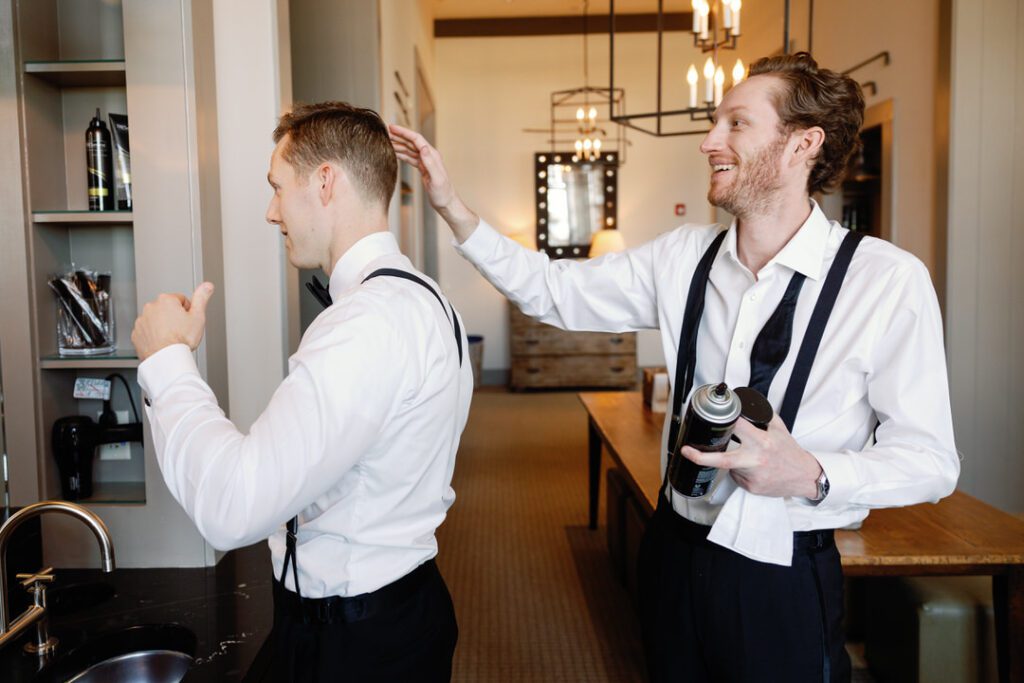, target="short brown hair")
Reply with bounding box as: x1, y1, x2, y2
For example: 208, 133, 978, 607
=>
273, 101, 397, 209
748, 52, 864, 195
